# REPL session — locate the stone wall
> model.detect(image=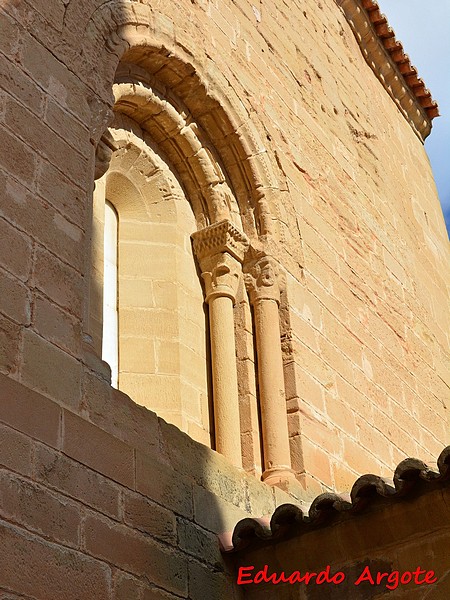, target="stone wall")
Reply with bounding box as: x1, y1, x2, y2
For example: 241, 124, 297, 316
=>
0, 373, 301, 599
0, 0, 449, 575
